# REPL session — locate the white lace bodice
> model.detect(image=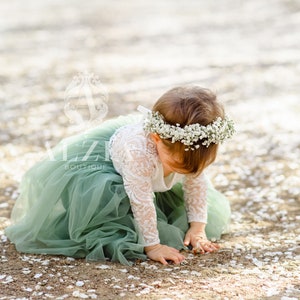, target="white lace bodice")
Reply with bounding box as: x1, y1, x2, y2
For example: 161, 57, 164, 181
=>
109, 122, 208, 246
